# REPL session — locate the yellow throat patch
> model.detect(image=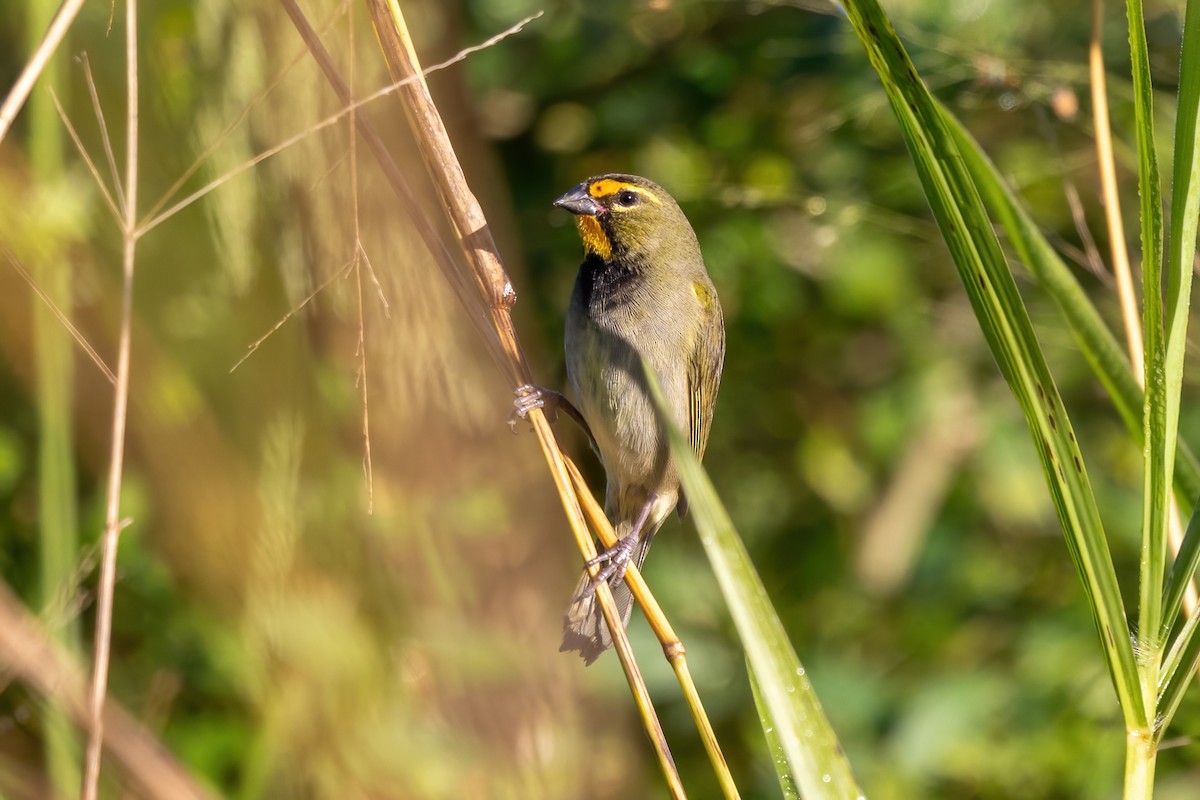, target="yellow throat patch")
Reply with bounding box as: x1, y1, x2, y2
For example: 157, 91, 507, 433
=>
576, 215, 612, 260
